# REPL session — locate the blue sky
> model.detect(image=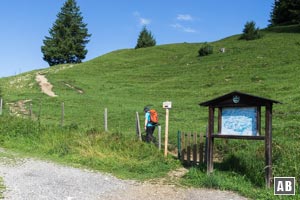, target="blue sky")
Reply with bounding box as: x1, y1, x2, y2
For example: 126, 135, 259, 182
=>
0, 0, 273, 78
